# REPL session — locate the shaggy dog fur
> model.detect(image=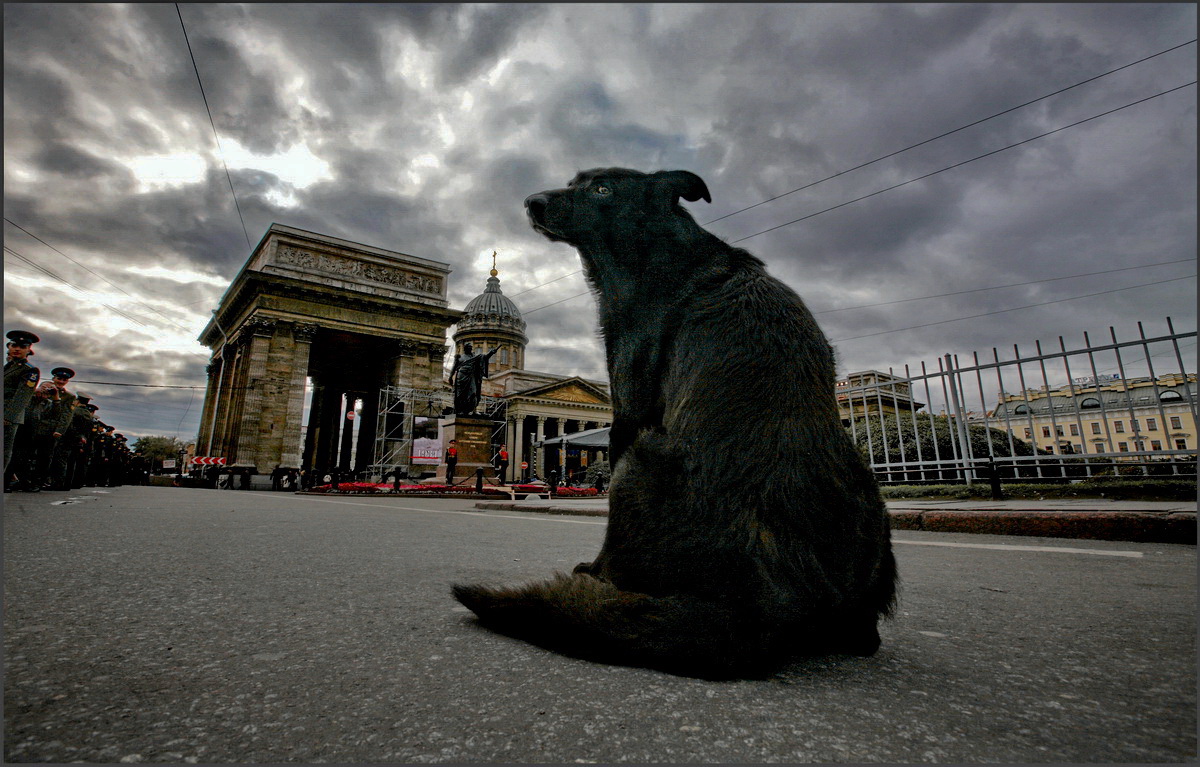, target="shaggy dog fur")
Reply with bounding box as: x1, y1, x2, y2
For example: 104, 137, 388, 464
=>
452, 168, 897, 679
